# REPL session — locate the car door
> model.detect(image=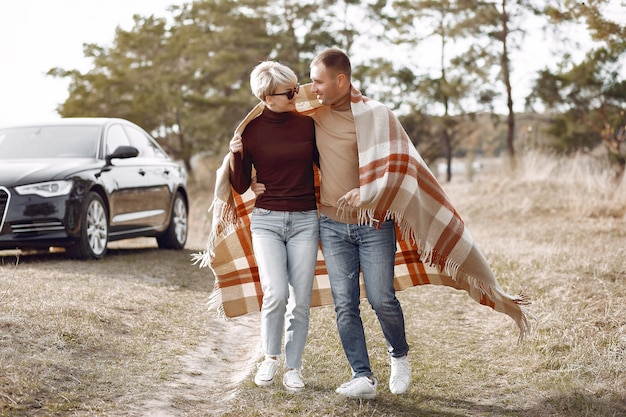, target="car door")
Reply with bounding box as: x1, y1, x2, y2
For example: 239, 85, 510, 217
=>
101, 123, 160, 235
122, 124, 172, 229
